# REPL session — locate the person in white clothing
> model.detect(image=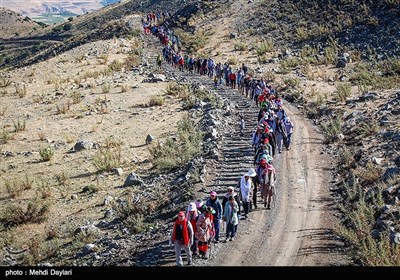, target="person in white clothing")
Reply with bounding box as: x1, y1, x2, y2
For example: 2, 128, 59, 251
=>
239, 171, 254, 218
